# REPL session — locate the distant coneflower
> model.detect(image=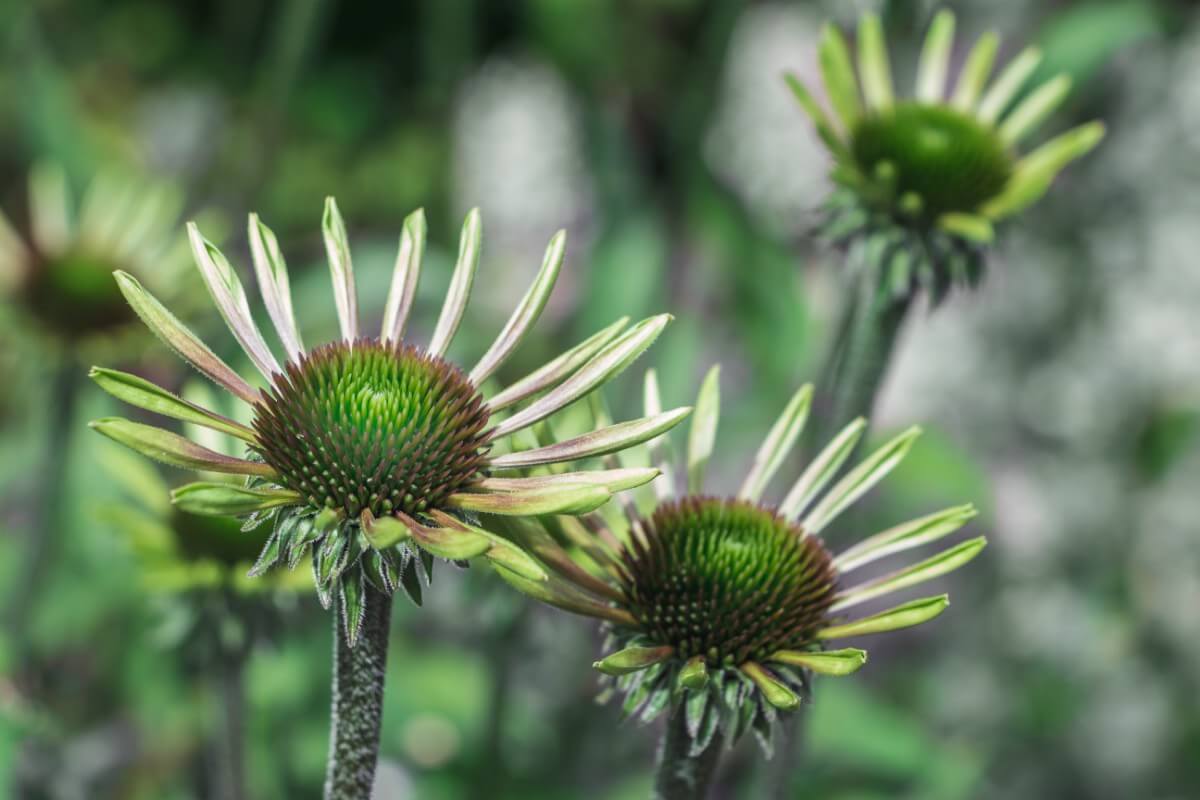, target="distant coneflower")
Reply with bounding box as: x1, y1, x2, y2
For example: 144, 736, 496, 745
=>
788, 10, 1103, 298
498, 370, 984, 798
90, 200, 683, 798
